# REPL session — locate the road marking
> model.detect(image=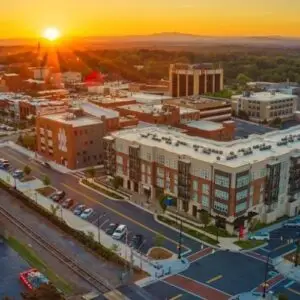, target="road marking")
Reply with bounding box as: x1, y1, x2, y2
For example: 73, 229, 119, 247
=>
61, 183, 189, 250
206, 275, 223, 284
164, 281, 204, 299
273, 243, 288, 251
284, 280, 295, 288
288, 287, 300, 296
169, 294, 183, 300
